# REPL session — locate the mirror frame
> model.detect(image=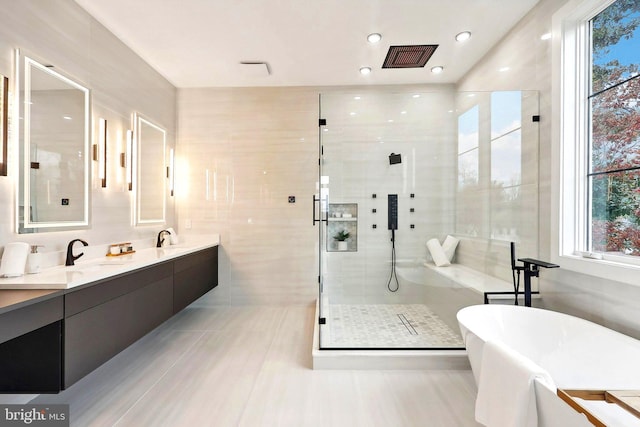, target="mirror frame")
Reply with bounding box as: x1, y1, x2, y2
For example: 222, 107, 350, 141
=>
16, 51, 91, 232
134, 113, 166, 225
